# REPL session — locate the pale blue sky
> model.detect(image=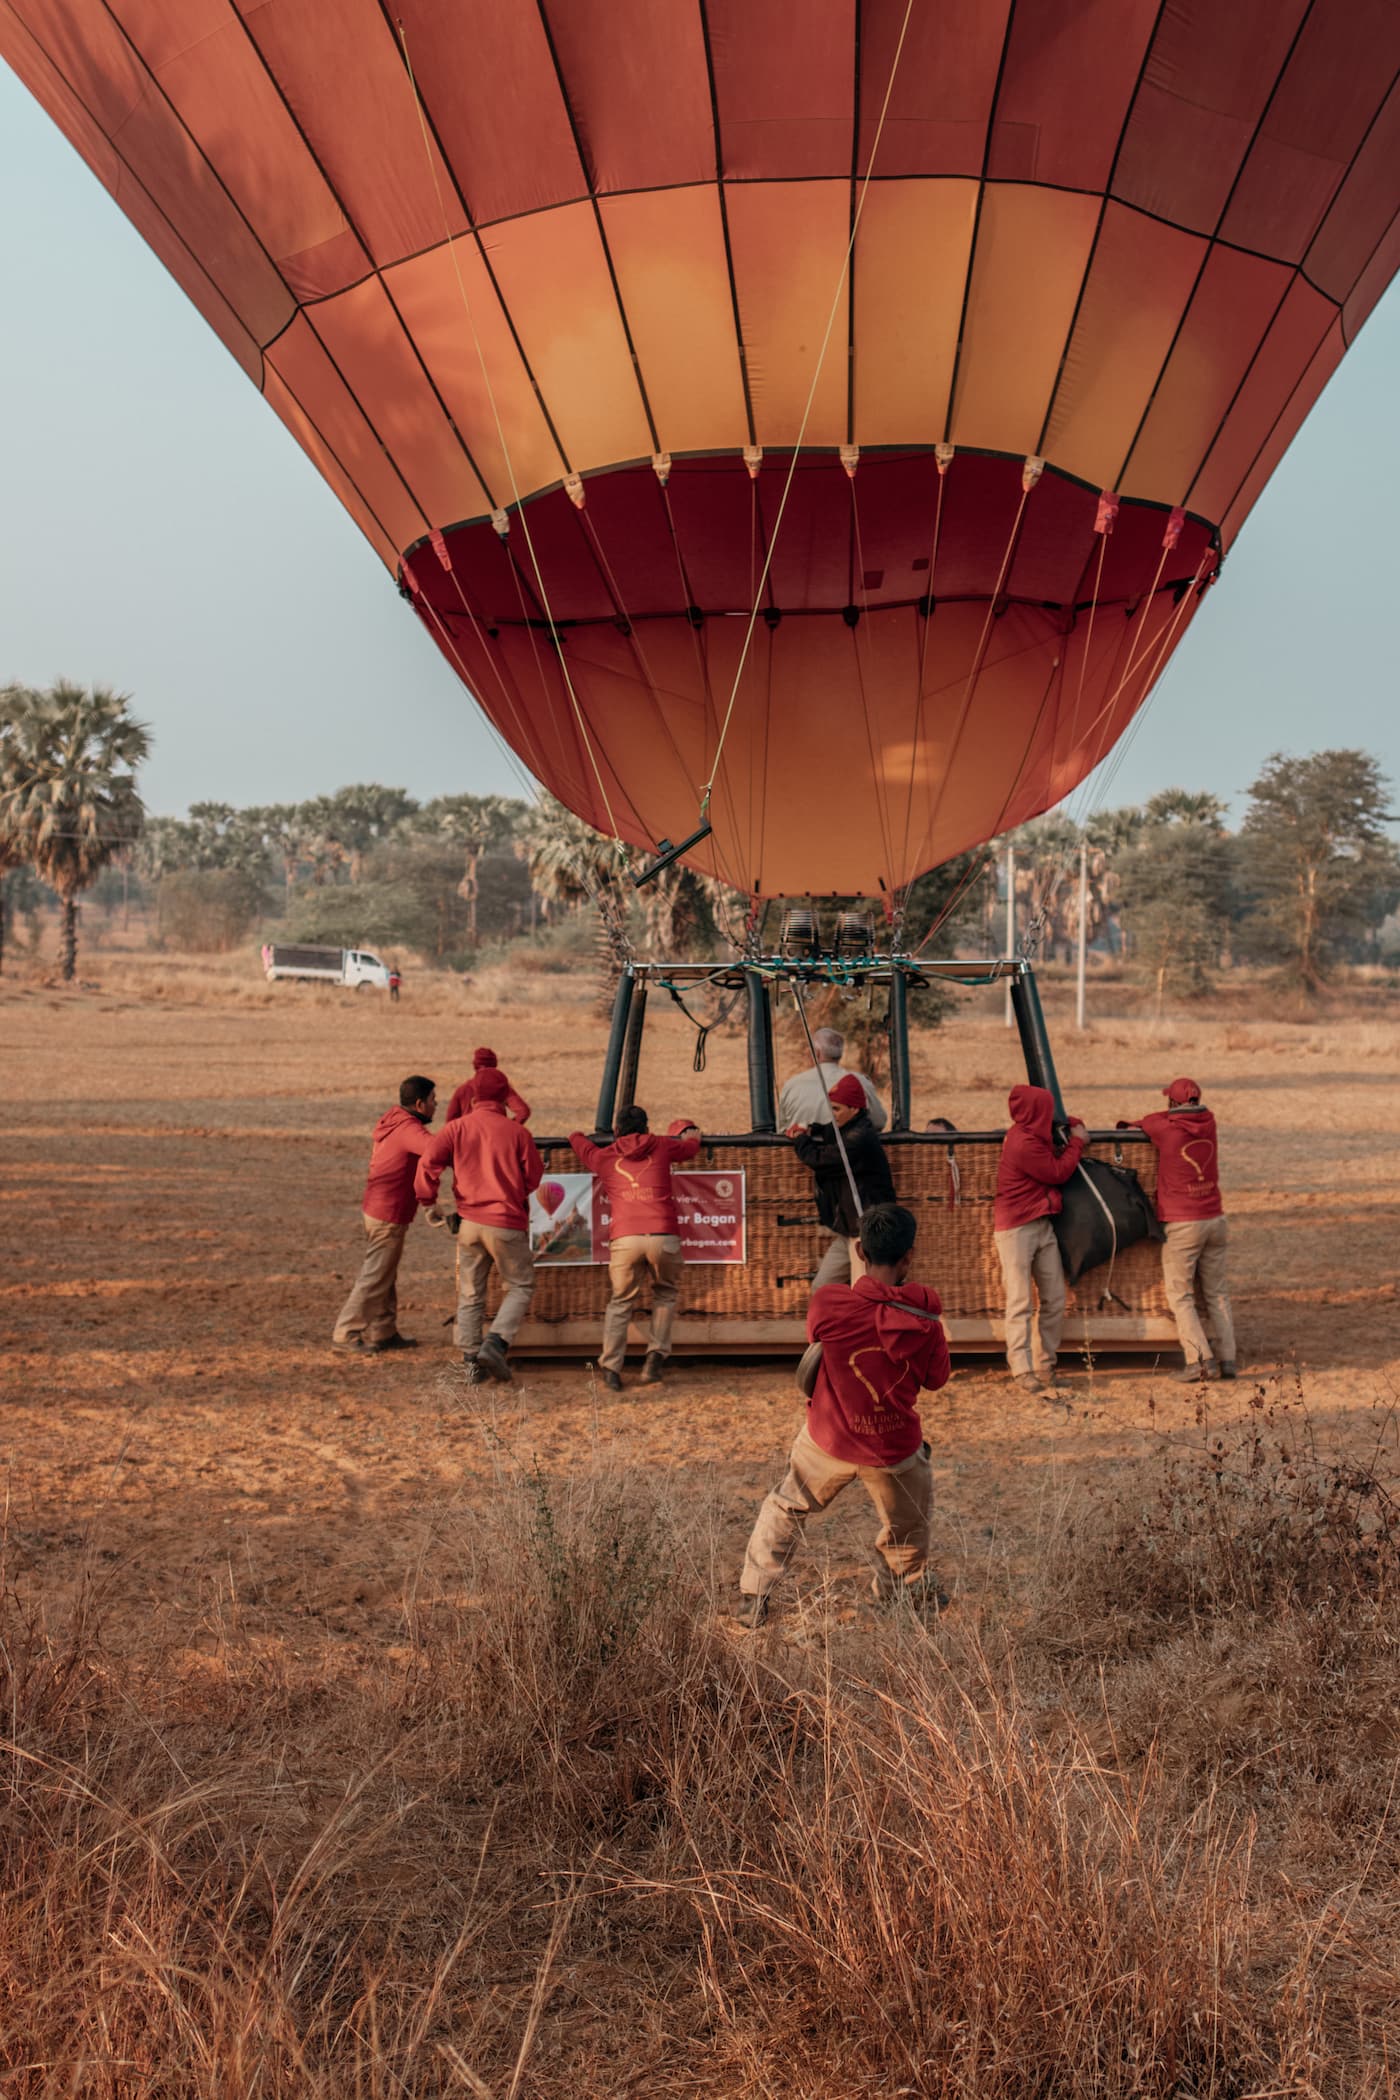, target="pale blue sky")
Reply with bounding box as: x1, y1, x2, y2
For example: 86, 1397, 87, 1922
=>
1, 64, 1396, 827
